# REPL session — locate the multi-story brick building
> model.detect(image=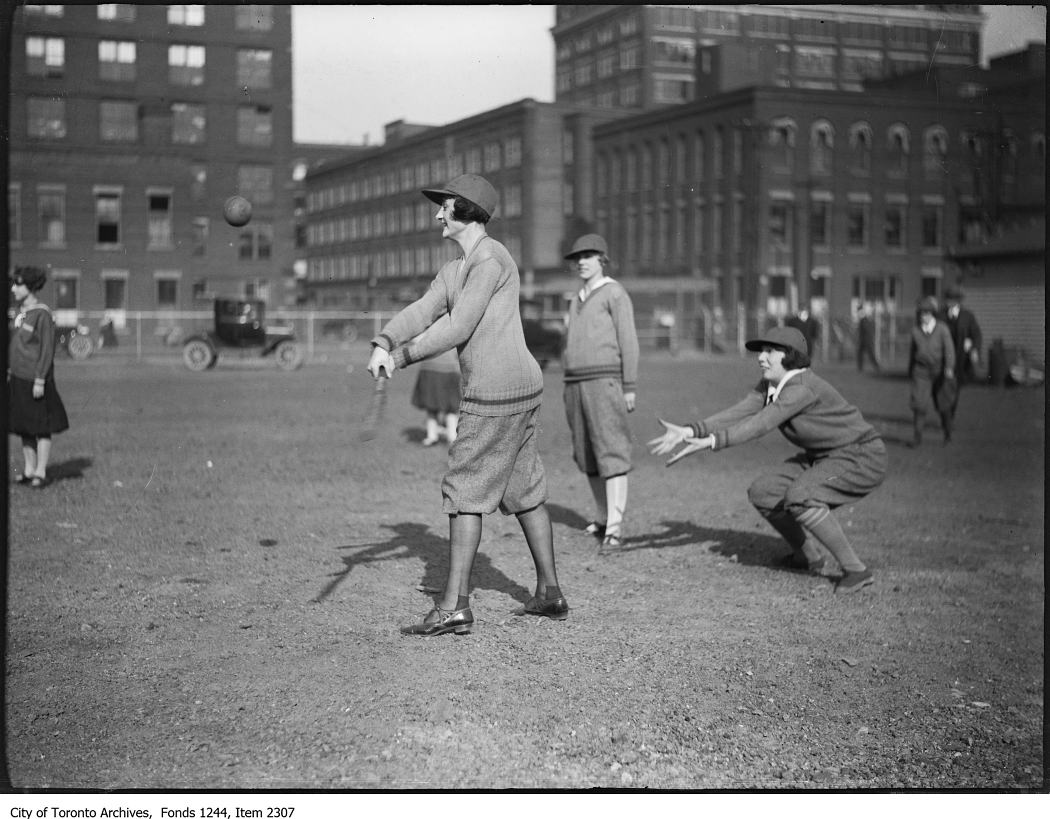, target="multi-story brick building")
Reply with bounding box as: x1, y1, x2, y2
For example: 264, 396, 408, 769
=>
7, 3, 298, 327
301, 100, 624, 310
587, 44, 1045, 334
552, 4, 983, 112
